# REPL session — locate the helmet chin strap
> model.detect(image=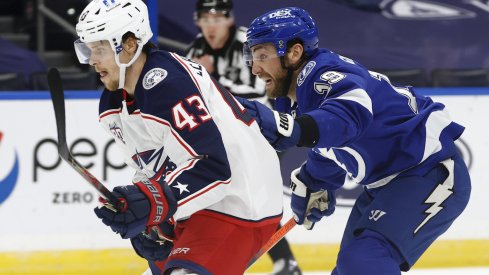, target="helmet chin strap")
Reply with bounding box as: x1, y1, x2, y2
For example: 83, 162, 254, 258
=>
115, 42, 144, 89
118, 65, 127, 90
